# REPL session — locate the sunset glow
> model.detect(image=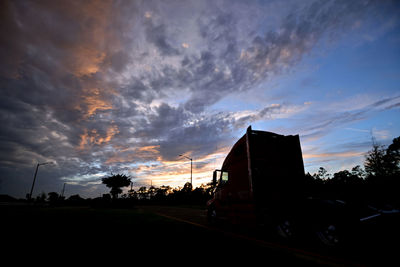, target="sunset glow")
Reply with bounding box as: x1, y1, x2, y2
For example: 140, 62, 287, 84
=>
0, 0, 399, 198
